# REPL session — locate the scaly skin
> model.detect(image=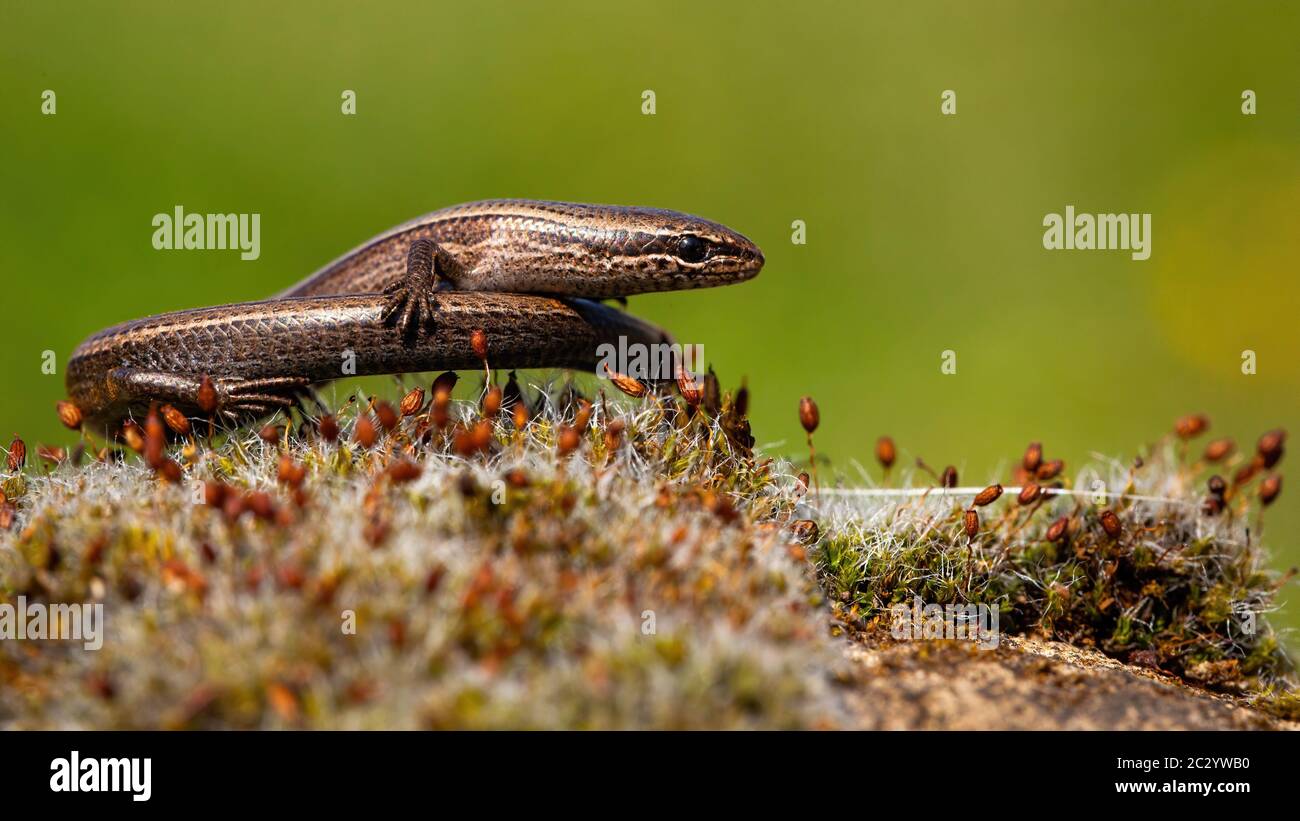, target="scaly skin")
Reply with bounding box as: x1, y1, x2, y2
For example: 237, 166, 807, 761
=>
67, 200, 764, 429
282, 199, 764, 299
68, 294, 672, 427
